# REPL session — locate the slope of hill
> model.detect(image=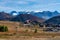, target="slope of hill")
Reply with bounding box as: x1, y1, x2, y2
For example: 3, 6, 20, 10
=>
44, 15, 60, 24
0, 12, 12, 20
0, 21, 20, 32
11, 14, 45, 23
